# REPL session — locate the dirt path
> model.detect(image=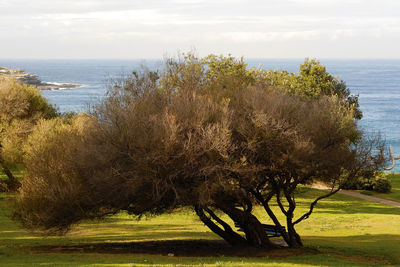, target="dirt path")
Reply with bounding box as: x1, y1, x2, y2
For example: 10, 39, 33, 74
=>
312, 184, 400, 208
